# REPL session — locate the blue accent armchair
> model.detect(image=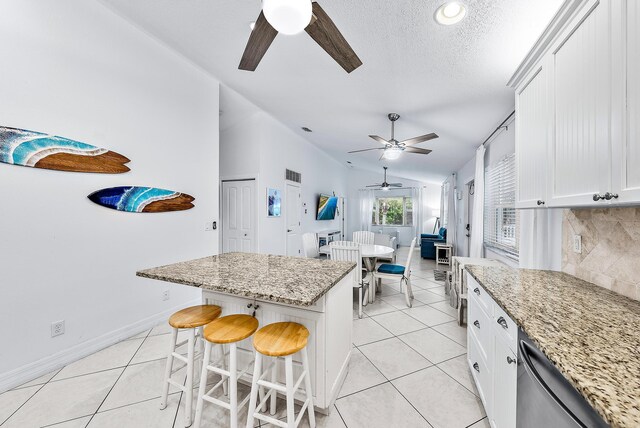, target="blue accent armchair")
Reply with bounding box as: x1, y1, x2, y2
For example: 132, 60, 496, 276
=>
421, 228, 447, 259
